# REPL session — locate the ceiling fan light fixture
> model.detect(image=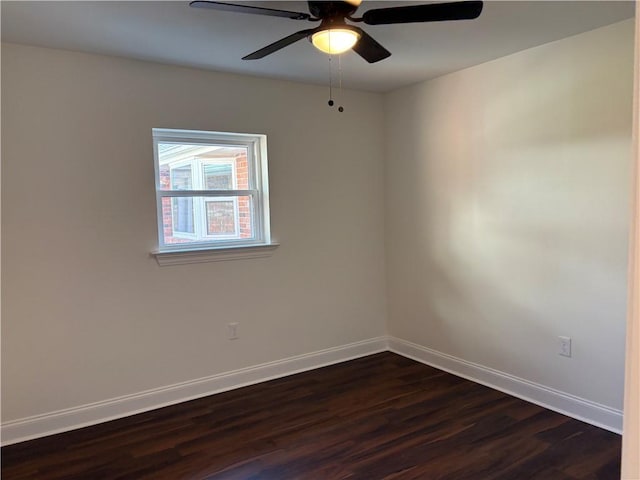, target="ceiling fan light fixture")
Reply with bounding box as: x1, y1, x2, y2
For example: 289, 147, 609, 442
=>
311, 28, 360, 55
